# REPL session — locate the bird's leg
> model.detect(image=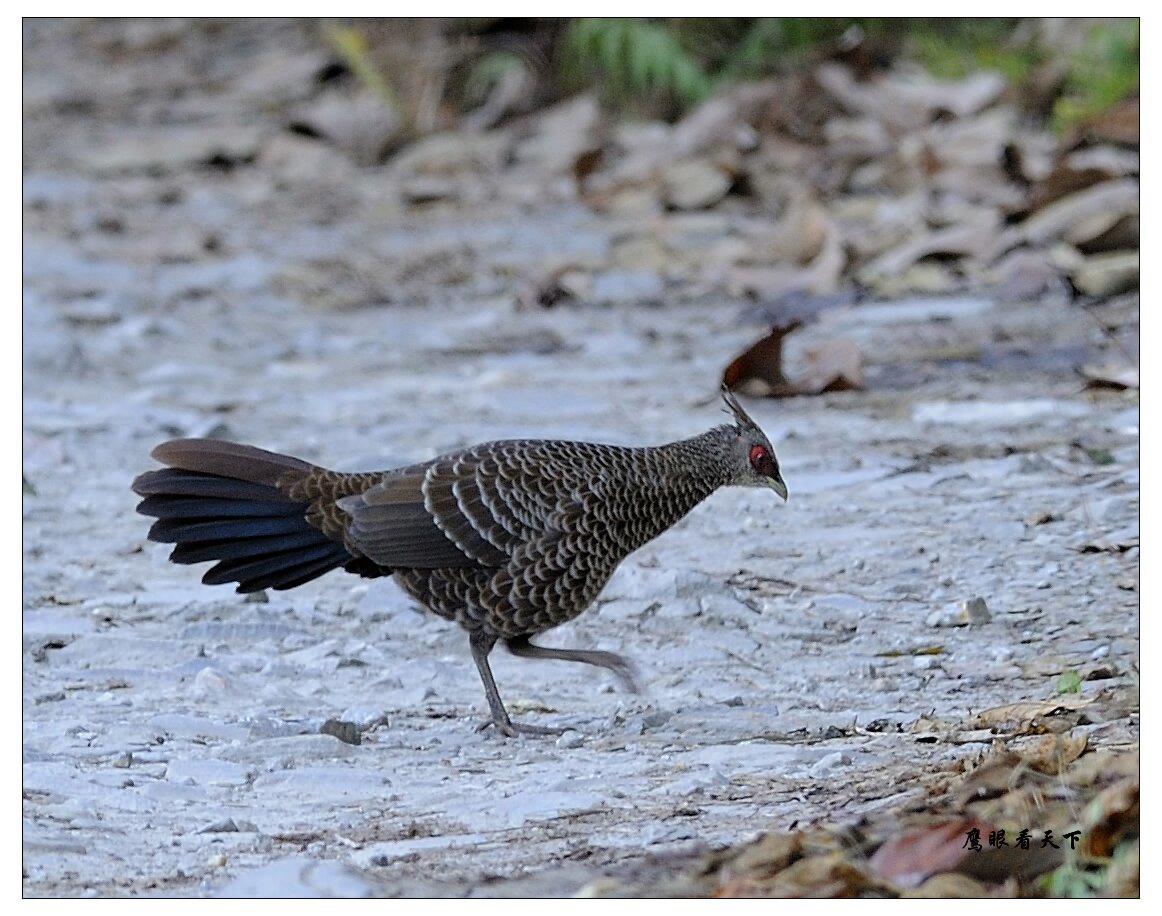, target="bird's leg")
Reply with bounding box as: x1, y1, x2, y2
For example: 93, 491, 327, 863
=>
468, 630, 565, 737
505, 635, 640, 694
